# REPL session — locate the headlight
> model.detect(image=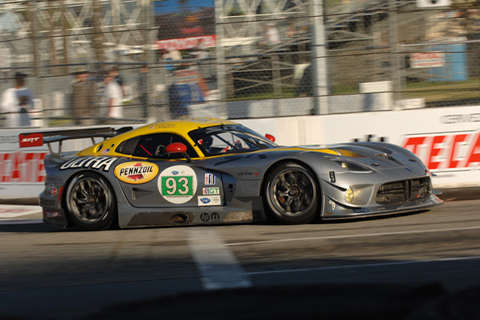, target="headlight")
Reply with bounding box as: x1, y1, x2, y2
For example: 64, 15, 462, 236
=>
345, 187, 354, 202
334, 160, 372, 172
